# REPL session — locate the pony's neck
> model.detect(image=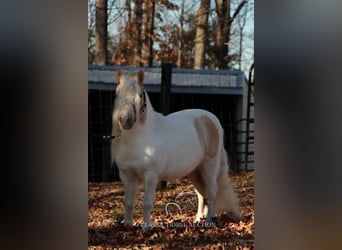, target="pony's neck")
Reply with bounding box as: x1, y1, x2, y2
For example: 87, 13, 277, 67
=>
139, 91, 155, 128
144, 92, 153, 115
